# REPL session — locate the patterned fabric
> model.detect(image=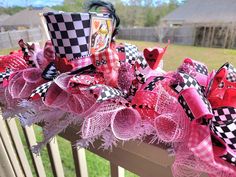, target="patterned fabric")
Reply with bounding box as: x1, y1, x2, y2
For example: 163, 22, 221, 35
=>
144, 76, 165, 91
0, 69, 11, 83
172, 73, 202, 94
44, 12, 91, 60
91, 48, 119, 73
188, 124, 214, 163
221, 151, 236, 166
178, 95, 195, 121
124, 43, 147, 69
189, 123, 236, 171
89, 84, 124, 102
41, 62, 58, 80
211, 107, 236, 150
134, 70, 146, 84
30, 81, 53, 100
69, 74, 95, 87
193, 62, 208, 75
129, 83, 138, 96
172, 73, 212, 121
69, 55, 92, 69
227, 64, 236, 82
